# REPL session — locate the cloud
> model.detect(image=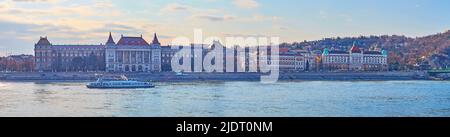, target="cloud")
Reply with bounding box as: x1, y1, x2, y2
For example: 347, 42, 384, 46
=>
0, 0, 125, 31
222, 33, 269, 37
12, 0, 60, 3
160, 3, 191, 13
160, 2, 236, 22
0, 0, 131, 46
160, 2, 221, 15
233, 0, 260, 9
273, 25, 288, 31
191, 14, 236, 22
